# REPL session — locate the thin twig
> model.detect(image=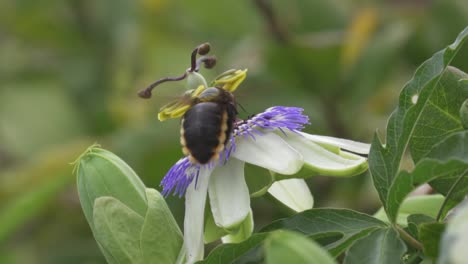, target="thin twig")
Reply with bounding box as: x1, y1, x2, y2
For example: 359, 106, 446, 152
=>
252, 0, 288, 43
436, 169, 468, 221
